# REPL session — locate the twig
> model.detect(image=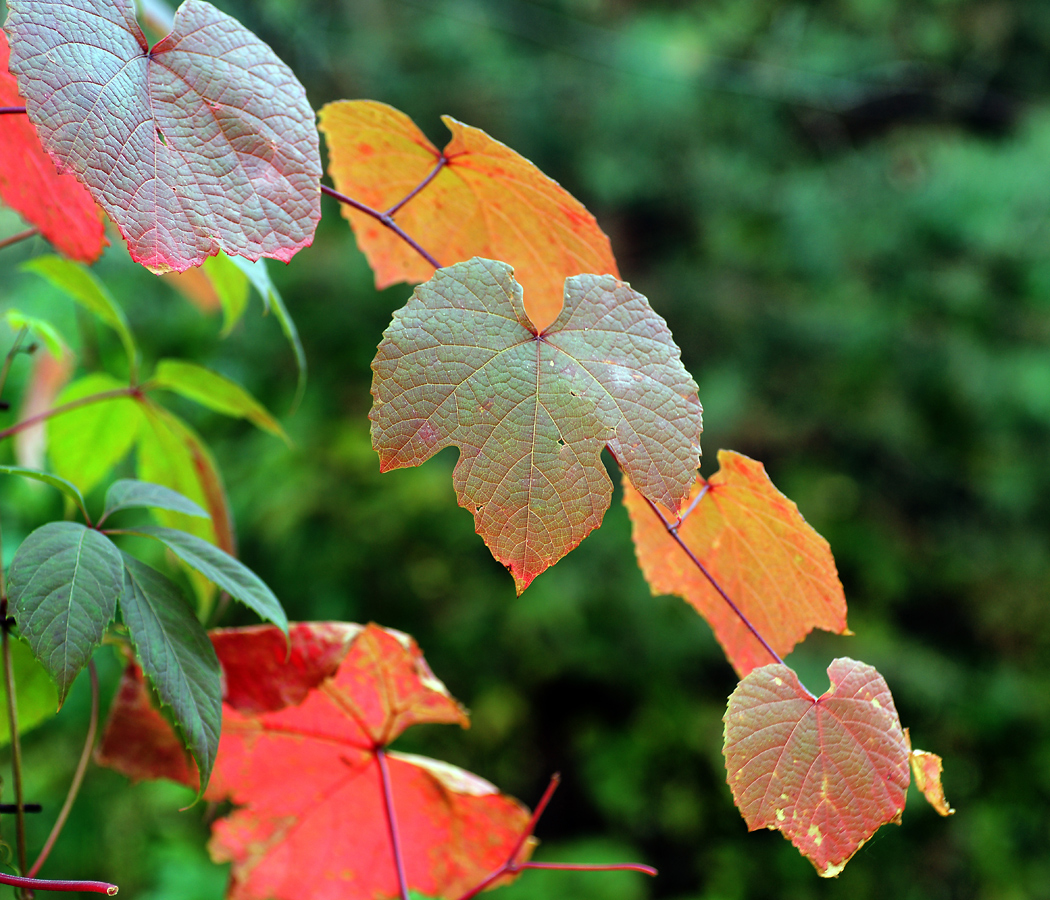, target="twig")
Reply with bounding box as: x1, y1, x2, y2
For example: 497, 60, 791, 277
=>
375, 749, 410, 900
383, 156, 448, 217
0, 230, 38, 252
320, 185, 441, 269
0, 388, 138, 444
28, 663, 99, 878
